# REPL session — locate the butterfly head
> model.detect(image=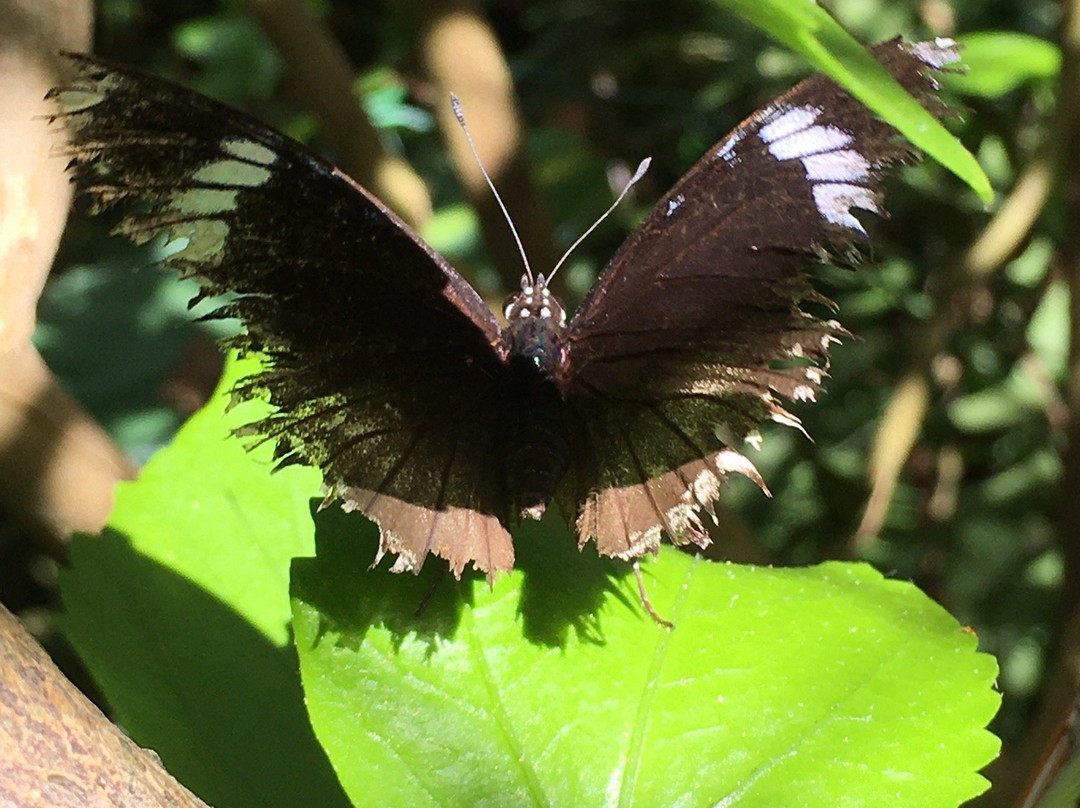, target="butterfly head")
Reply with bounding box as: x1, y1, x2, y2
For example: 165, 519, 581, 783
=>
503, 273, 567, 374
